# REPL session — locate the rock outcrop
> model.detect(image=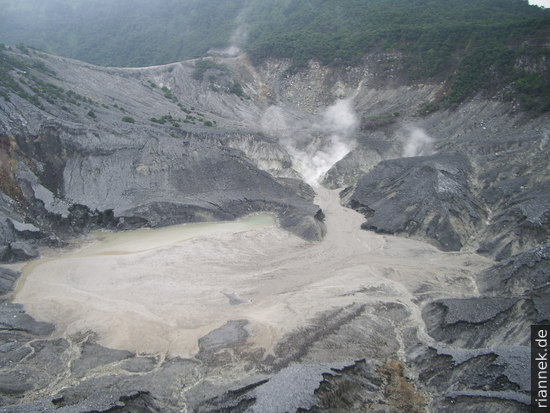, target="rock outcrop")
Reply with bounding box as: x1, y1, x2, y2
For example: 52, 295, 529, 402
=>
343, 153, 484, 251
332, 99, 549, 258
0, 48, 328, 263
